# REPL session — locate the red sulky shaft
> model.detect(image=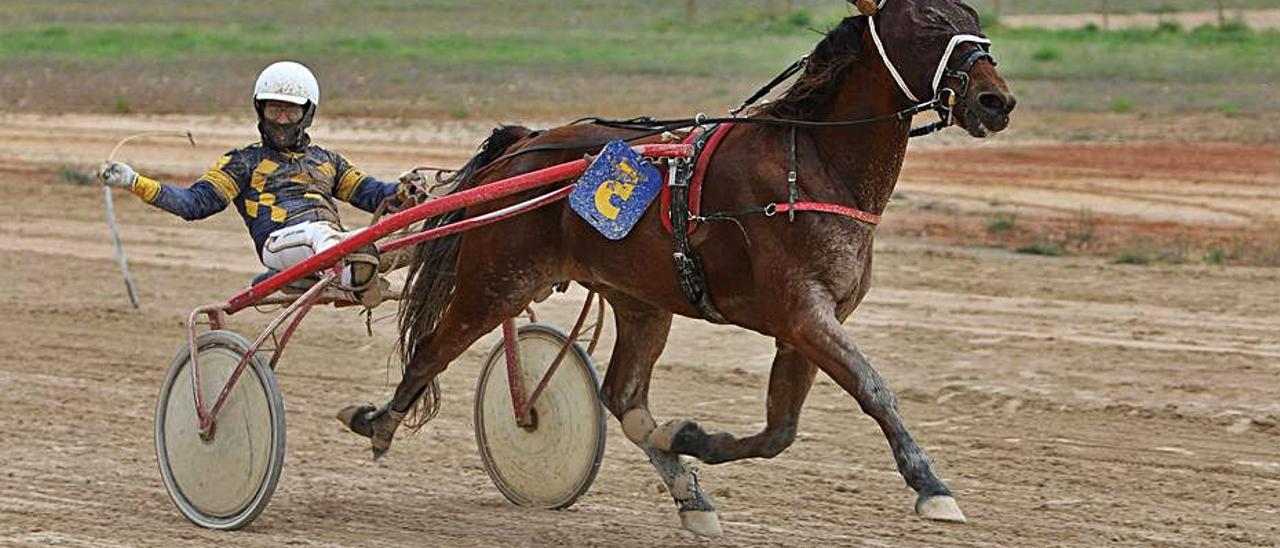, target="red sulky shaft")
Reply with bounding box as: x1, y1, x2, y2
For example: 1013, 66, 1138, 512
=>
225, 143, 691, 314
